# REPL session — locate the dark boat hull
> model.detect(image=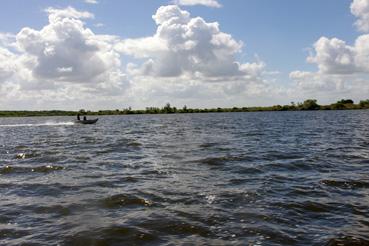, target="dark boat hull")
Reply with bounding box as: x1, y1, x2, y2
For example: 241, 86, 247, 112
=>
76, 119, 98, 124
